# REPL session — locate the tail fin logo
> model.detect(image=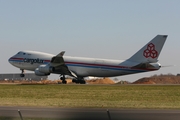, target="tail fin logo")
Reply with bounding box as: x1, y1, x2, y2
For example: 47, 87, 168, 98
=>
143, 43, 158, 58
